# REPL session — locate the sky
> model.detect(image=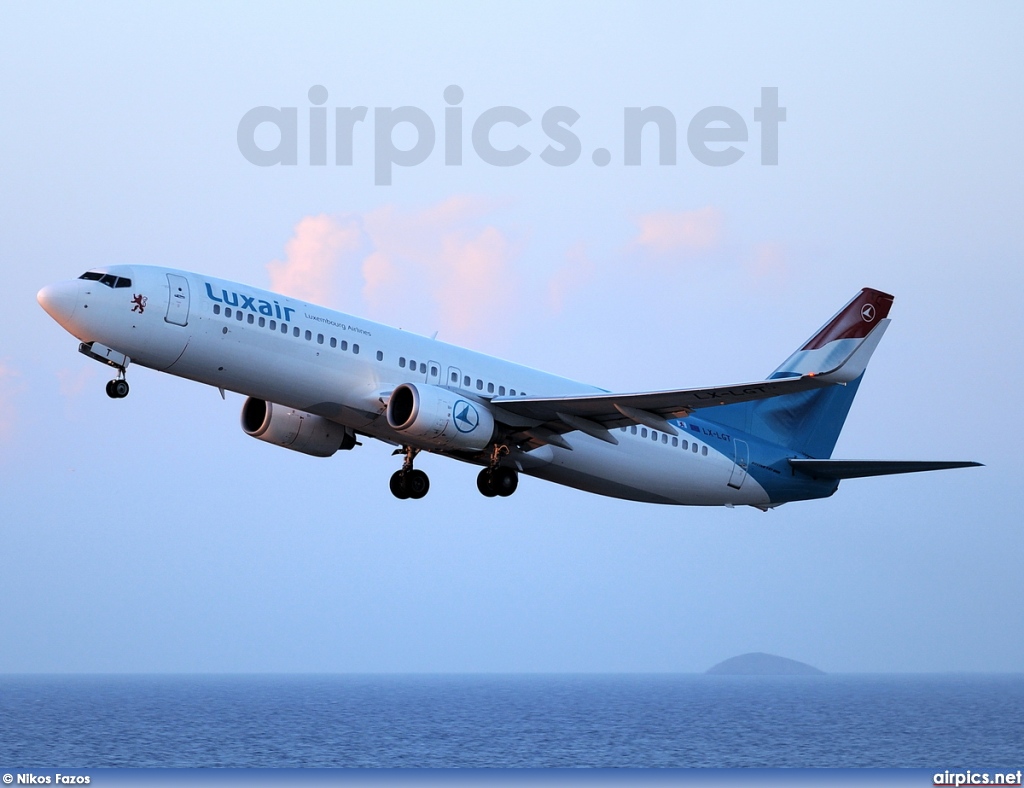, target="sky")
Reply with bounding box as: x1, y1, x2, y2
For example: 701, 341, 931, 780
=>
0, 2, 1021, 673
